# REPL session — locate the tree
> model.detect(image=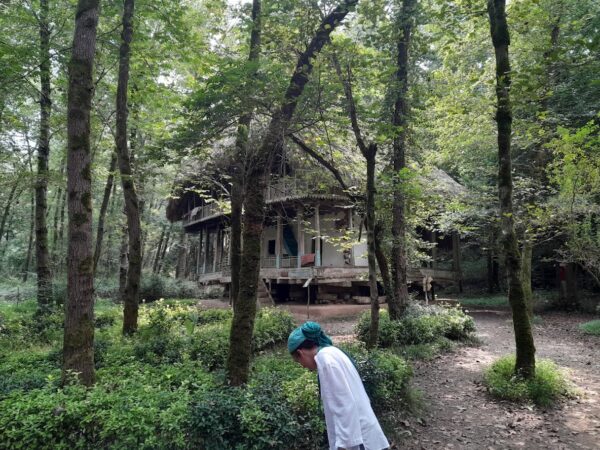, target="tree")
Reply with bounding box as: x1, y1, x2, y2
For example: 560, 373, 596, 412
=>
230, 0, 262, 310
330, 51, 380, 348
389, 0, 416, 319
62, 0, 101, 386
226, 0, 358, 386
115, 0, 142, 335
487, 0, 535, 379
35, 0, 53, 313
